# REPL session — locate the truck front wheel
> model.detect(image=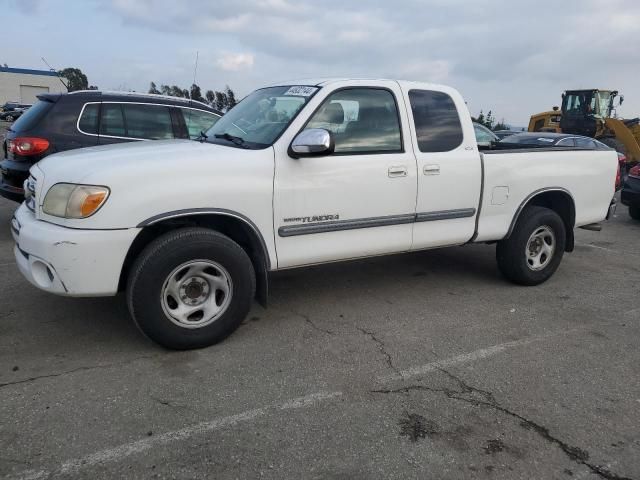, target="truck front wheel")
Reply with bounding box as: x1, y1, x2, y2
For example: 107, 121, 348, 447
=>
496, 206, 566, 286
127, 228, 255, 349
